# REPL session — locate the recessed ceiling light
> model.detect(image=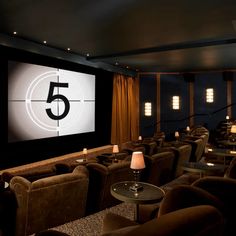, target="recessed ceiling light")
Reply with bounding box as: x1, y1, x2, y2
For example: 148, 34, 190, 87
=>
67, 48, 71, 51
13, 31, 17, 35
